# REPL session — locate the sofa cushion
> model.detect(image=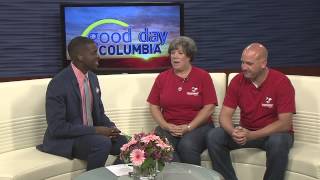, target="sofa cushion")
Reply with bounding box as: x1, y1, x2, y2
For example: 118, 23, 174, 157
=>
0, 147, 86, 180
287, 142, 320, 179
201, 142, 320, 179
